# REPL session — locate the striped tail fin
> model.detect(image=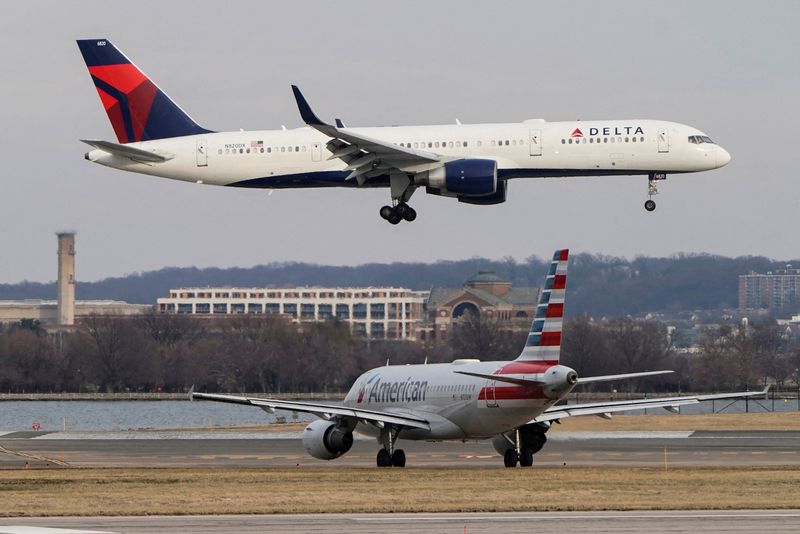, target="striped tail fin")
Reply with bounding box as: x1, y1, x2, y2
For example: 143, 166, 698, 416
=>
77, 39, 212, 143
516, 249, 569, 363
